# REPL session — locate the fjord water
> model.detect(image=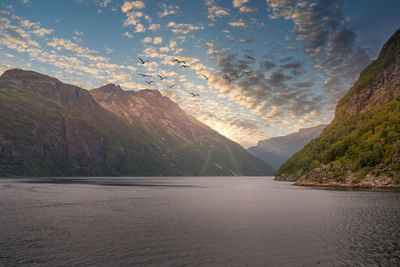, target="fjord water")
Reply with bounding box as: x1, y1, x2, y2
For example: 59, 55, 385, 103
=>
1, 177, 399, 266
